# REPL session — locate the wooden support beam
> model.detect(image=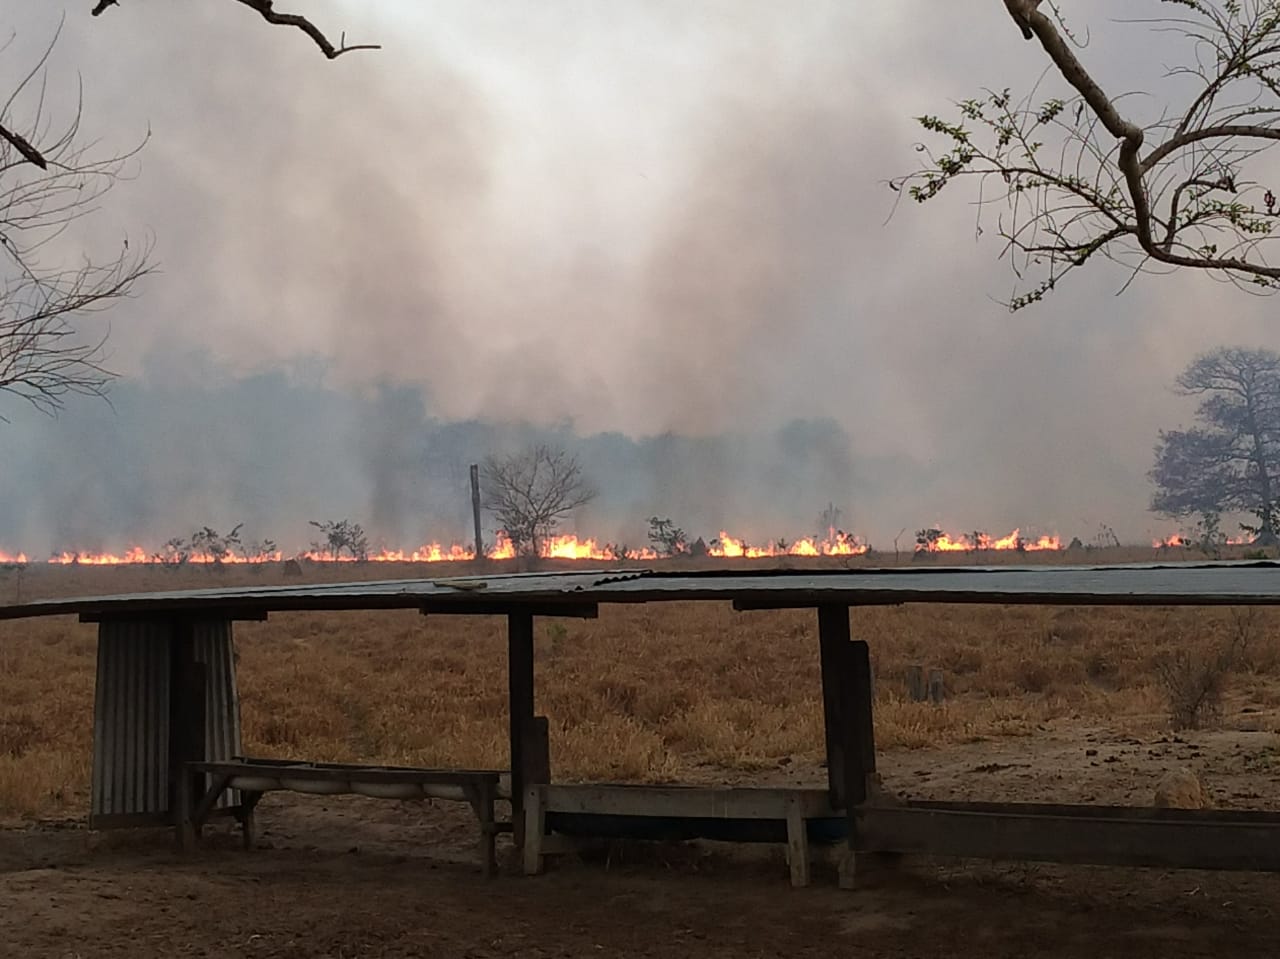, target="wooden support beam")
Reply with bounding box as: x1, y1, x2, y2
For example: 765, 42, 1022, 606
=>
420, 602, 597, 619
816, 605, 850, 809
849, 639, 877, 794
168, 620, 208, 832
785, 793, 811, 887
82, 609, 268, 624
508, 611, 536, 848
